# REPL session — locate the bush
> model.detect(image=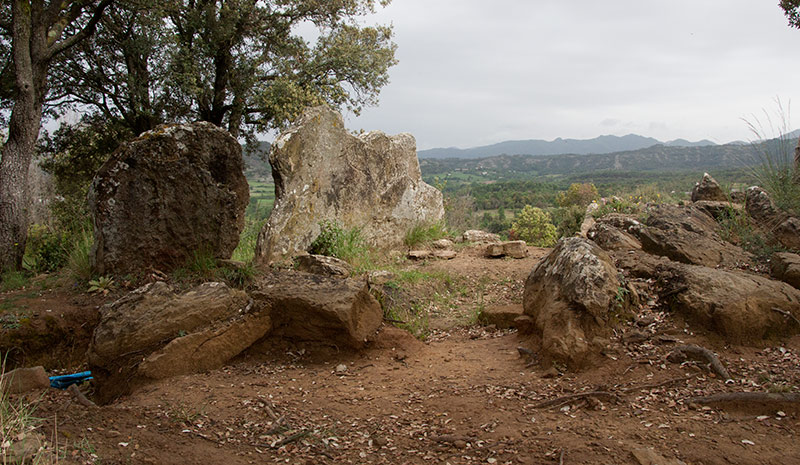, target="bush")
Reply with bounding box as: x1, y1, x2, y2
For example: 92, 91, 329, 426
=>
510, 205, 558, 247
551, 205, 585, 238
23, 224, 71, 273
556, 183, 599, 208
